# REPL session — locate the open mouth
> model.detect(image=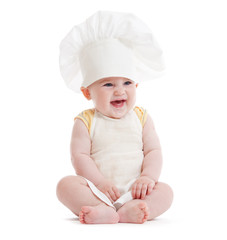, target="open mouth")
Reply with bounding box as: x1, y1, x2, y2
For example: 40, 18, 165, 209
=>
110, 99, 126, 108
